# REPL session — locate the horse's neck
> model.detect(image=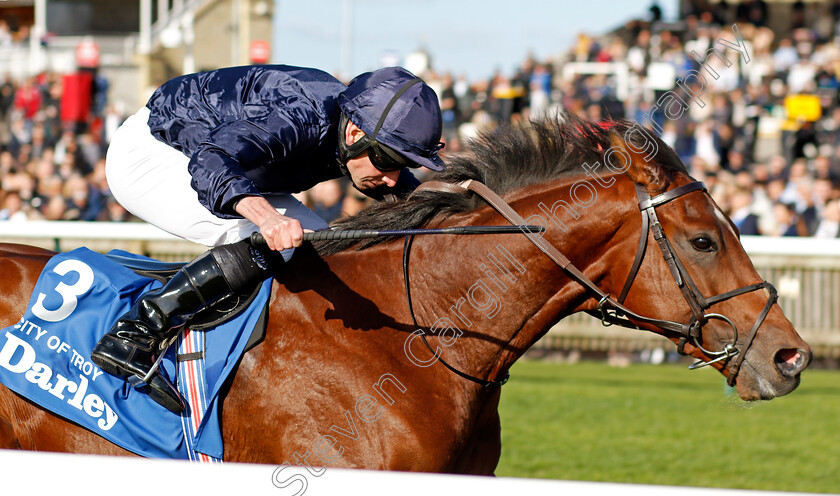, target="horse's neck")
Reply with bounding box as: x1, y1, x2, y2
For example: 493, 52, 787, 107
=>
362, 175, 639, 384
